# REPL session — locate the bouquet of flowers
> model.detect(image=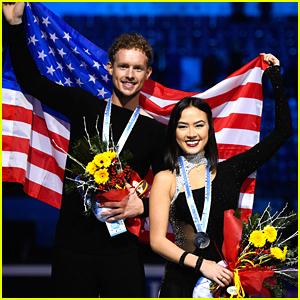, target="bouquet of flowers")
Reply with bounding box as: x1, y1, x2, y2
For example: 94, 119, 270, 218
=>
60, 131, 149, 235
211, 204, 298, 298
